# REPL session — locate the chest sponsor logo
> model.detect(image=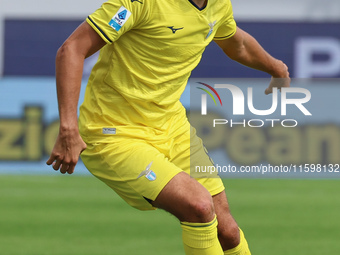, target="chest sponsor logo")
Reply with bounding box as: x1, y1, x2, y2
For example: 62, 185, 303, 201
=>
167, 26, 184, 34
